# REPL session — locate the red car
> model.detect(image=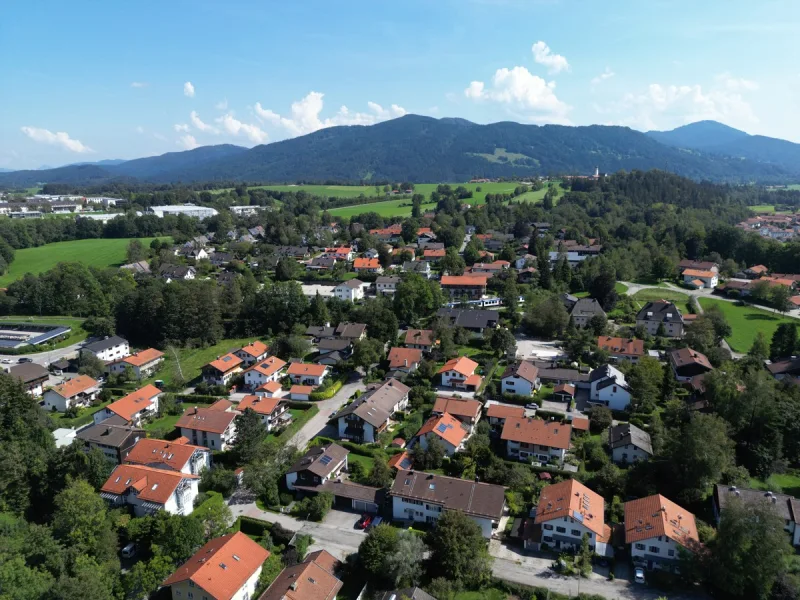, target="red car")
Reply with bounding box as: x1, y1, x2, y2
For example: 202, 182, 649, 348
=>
356, 514, 372, 529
